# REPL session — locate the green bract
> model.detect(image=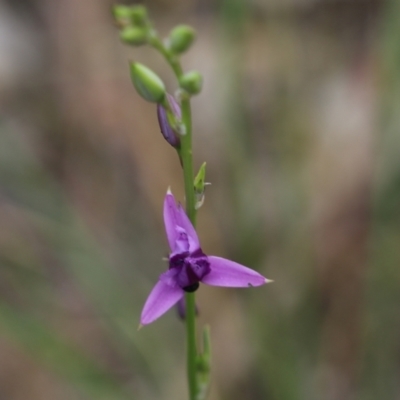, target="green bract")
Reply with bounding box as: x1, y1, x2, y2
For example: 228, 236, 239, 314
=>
130, 62, 166, 103
180, 71, 203, 95
169, 25, 196, 54
194, 162, 207, 195
194, 162, 207, 210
